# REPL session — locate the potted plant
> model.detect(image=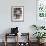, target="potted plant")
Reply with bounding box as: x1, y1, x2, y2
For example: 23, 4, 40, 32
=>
33, 32, 46, 43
